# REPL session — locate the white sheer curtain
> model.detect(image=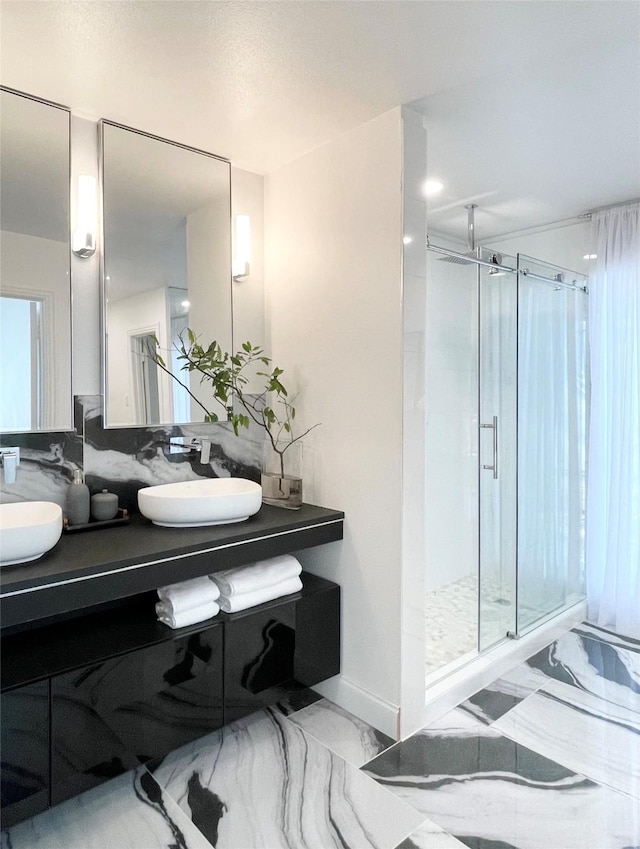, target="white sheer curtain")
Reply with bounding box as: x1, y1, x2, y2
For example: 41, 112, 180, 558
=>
518, 275, 588, 629
587, 202, 640, 638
